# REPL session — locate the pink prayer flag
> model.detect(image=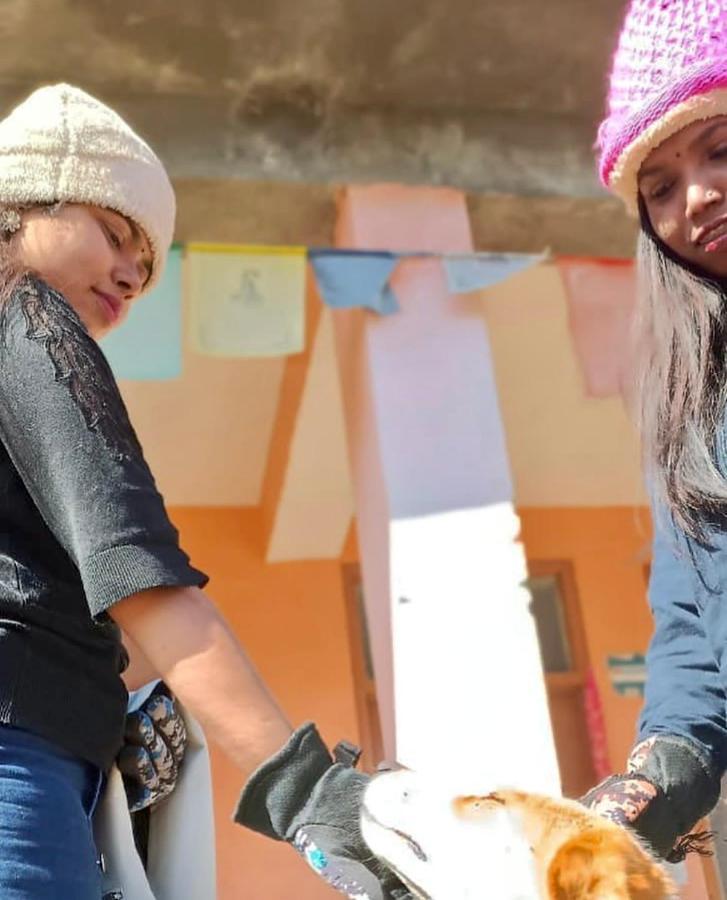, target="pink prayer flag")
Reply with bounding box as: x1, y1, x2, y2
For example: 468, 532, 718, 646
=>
558, 259, 636, 398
